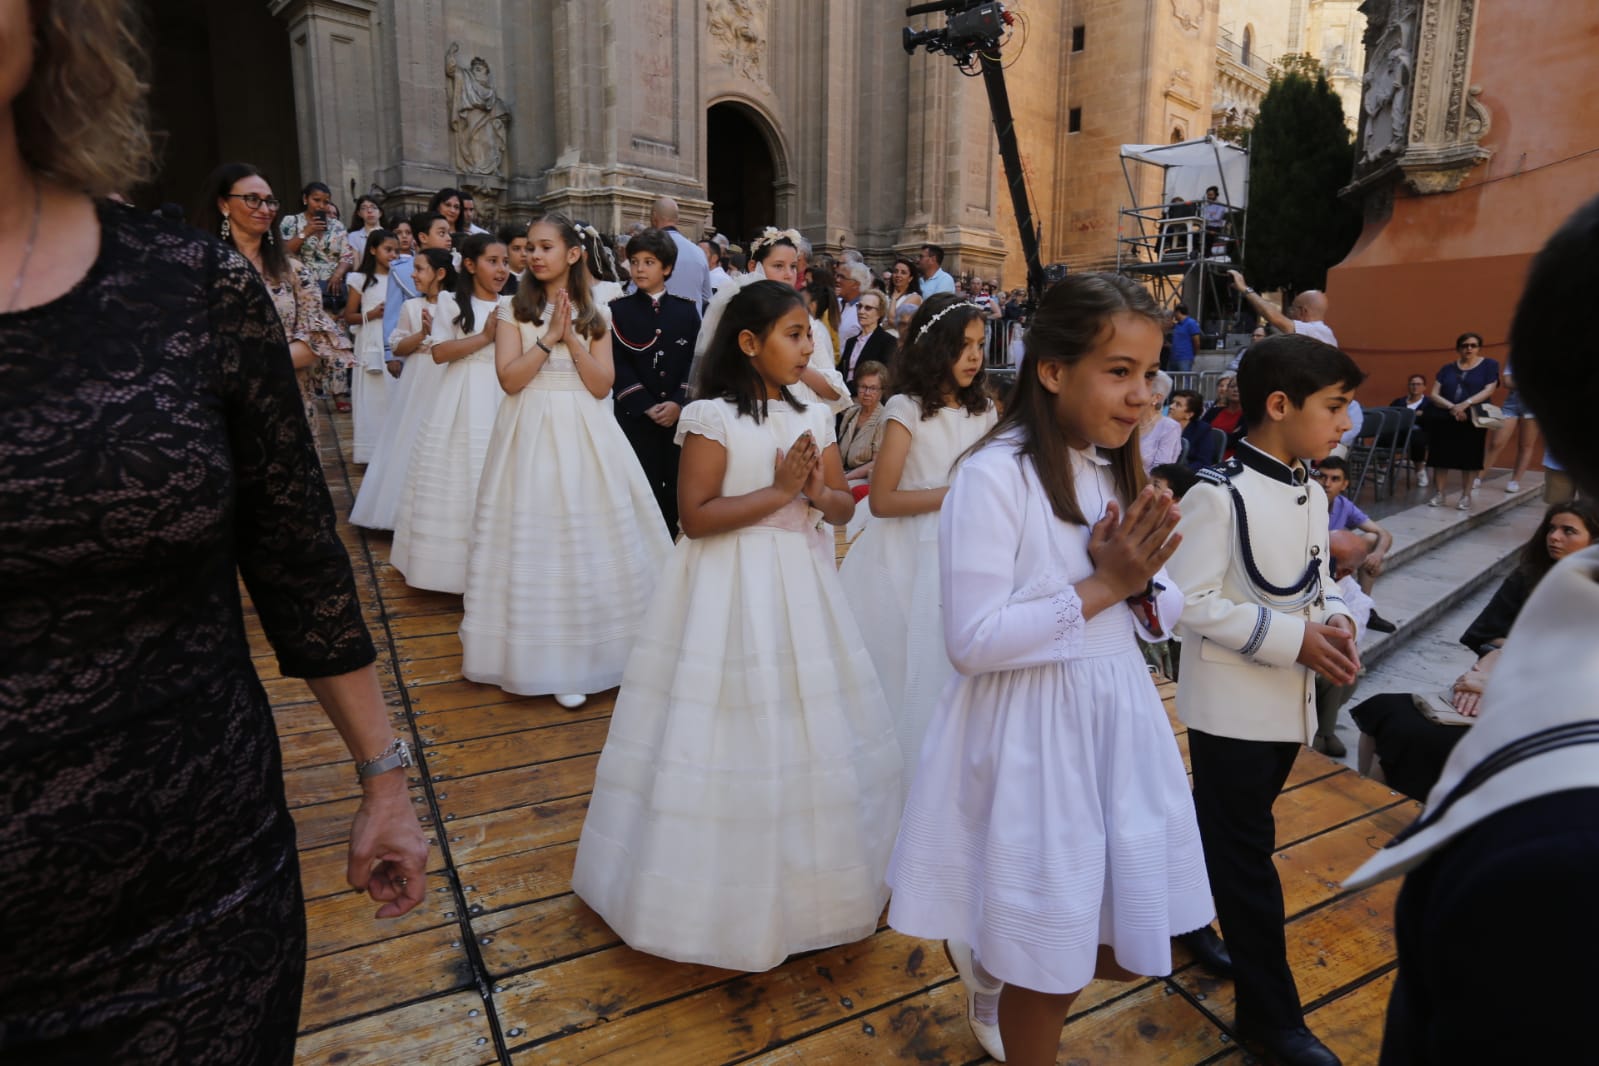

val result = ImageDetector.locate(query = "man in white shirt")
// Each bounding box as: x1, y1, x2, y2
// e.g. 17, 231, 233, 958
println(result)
649, 196, 713, 312
918, 243, 956, 297
837, 263, 870, 351
460, 194, 490, 236
700, 239, 731, 294
1228, 270, 1338, 348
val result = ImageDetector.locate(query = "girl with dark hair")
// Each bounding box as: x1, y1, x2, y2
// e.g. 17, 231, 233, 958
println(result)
571, 280, 901, 971
1351, 497, 1599, 802
887, 274, 1208, 1065
278, 179, 357, 408
206, 163, 351, 427
349, 248, 457, 530
839, 294, 998, 795
346, 194, 384, 260
390, 235, 511, 593
343, 229, 400, 463
459, 214, 671, 706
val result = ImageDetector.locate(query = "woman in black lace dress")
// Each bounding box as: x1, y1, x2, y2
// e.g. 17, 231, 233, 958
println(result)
0, 5, 428, 1063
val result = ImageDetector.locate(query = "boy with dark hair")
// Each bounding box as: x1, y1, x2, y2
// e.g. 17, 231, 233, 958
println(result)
1313, 456, 1397, 638
1168, 332, 1367, 1066
496, 222, 529, 296
610, 227, 697, 535
1149, 462, 1200, 499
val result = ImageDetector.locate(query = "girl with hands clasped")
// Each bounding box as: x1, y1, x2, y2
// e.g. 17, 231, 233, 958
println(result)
458, 216, 670, 707
886, 275, 1212, 1066
390, 234, 512, 593
840, 293, 998, 796
343, 229, 398, 464
571, 281, 902, 972
350, 247, 458, 531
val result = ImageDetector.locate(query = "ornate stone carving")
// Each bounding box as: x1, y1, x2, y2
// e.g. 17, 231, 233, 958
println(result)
707, 0, 768, 84
1346, 0, 1491, 199
445, 43, 512, 183
1169, 0, 1203, 33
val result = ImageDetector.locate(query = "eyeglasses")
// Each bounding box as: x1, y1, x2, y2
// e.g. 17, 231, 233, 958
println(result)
227, 193, 281, 211
857, 384, 882, 393
1458, 342, 1480, 349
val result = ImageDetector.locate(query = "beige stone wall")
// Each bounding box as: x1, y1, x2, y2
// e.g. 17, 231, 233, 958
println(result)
1215, 0, 1365, 131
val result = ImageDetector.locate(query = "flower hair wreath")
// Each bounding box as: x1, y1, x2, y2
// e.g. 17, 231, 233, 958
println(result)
749, 226, 803, 257
915, 300, 985, 342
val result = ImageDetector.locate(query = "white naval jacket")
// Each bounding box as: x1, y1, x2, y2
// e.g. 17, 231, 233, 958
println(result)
1167, 441, 1352, 744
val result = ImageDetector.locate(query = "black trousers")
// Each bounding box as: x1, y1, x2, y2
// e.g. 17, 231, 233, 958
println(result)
1189, 728, 1305, 1032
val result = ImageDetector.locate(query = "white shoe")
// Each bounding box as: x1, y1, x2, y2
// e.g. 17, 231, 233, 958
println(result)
1506, 480, 1521, 493
1457, 493, 1473, 511
1416, 469, 1429, 488
945, 940, 1006, 1062
1428, 493, 1444, 507
1473, 476, 1483, 489
554, 693, 587, 709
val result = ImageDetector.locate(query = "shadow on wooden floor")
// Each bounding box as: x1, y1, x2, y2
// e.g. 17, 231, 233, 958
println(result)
257, 409, 1415, 1066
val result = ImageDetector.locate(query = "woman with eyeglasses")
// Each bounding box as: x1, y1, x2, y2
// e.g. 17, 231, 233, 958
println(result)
203, 163, 351, 428
0, 7, 426, 1060
1424, 332, 1501, 510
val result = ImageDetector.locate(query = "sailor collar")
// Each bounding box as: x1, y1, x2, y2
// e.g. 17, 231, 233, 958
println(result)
1236, 439, 1308, 487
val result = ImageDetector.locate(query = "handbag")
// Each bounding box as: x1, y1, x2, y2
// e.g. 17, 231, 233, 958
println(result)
1469, 402, 1505, 430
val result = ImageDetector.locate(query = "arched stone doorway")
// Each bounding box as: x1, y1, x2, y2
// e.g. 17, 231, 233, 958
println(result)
706, 101, 784, 245
138, 0, 299, 214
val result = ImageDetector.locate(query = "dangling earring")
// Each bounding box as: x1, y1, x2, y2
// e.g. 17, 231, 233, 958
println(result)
220, 216, 231, 240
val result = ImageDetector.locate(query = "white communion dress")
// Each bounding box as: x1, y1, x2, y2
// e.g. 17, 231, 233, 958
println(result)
887, 431, 1213, 994
838, 393, 997, 796
458, 301, 671, 695
571, 396, 903, 972
348, 293, 456, 531
347, 272, 392, 465
389, 295, 508, 594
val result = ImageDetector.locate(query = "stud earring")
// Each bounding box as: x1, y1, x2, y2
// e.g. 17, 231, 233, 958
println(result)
220, 216, 231, 240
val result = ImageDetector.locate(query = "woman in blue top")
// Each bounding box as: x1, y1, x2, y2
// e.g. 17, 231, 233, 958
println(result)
1424, 332, 1500, 511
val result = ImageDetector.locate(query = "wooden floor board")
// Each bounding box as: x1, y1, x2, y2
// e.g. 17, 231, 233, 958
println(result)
282, 407, 1405, 1065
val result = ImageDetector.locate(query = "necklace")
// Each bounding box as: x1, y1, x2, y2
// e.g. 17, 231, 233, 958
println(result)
6, 179, 44, 313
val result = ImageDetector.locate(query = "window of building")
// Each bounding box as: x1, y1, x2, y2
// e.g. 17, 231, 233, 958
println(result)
1171, 126, 1185, 143
1241, 25, 1254, 67
1071, 25, 1085, 52
1068, 107, 1082, 133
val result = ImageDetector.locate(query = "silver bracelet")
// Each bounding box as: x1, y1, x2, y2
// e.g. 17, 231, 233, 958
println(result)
356, 737, 413, 781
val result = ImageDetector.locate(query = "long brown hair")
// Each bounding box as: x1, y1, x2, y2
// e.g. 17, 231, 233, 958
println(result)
511, 213, 607, 341
1520, 499, 1599, 584
966, 273, 1162, 526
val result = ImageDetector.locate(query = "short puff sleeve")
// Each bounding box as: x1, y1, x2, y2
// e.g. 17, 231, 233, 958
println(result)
675, 399, 731, 447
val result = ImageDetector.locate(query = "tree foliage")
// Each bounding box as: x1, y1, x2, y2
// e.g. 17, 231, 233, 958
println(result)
1244, 61, 1363, 296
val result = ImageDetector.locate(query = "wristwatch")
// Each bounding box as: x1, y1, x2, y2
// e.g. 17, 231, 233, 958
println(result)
356, 737, 414, 781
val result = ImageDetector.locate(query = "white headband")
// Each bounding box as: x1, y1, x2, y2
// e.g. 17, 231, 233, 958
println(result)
915, 301, 985, 342
750, 226, 803, 256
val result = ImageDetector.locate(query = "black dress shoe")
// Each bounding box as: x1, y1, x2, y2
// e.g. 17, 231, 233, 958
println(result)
1237, 1024, 1342, 1066
1175, 925, 1233, 979
1367, 610, 1397, 634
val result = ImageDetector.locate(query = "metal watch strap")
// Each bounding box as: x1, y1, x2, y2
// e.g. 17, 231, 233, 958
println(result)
356, 737, 413, 780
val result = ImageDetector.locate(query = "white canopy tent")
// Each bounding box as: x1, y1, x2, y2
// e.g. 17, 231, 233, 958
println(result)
1120, 135, 1250, 209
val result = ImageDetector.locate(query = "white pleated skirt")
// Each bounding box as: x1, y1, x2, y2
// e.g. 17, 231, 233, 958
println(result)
887, 610, 1213, 994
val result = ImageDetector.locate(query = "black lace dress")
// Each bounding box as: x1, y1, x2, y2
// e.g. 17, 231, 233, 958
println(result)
0, 202, 375, 1063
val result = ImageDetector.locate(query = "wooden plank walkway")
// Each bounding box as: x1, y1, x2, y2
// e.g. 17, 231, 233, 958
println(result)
256, 408, 1418, 1066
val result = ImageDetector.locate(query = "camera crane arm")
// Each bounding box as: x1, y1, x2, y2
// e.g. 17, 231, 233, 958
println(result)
904, 1, 1046, 303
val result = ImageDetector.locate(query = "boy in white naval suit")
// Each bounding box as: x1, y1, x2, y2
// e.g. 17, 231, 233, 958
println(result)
1168, 333, 1366, 1066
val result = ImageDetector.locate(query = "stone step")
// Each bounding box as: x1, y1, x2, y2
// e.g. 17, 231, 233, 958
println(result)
1375, 471, 1546, 572
1357, 489, 1545, 669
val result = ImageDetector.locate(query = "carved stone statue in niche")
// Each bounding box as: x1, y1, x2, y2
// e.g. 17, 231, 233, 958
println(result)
707, 0, 768, 83
446, 43, 512, 182
1357, 0, 1417, 170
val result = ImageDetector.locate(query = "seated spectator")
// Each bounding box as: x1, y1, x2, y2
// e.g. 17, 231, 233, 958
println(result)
1349, 499, 1599, 799
1330, 397, 1364, 458
1227, 324, 1268, 371
1139, 371, 1183, 473
1312, 529, 1380, 756
839, 361, 890, 495
1200, 372, 1244, 456
1314, 457, 1398, 632
1149, 462, 1199, 499
1390, 372, 1432, 484
1167, 388, 1216, 469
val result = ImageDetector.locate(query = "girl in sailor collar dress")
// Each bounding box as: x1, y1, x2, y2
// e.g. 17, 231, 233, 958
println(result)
886, 275, 1211, 1066
572, 280, 902, 972
458, 216, 670, 707
838, 294, 997, 796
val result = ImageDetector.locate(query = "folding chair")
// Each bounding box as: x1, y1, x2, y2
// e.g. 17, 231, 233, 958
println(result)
1348, 407, 1390, 501
1376, 407, 1417, 496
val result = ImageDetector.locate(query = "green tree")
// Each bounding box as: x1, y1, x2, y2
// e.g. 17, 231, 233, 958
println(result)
1243, 57, 1362, 297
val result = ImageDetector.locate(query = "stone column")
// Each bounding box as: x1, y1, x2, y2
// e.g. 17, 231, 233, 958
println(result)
268, 0, 388, 204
